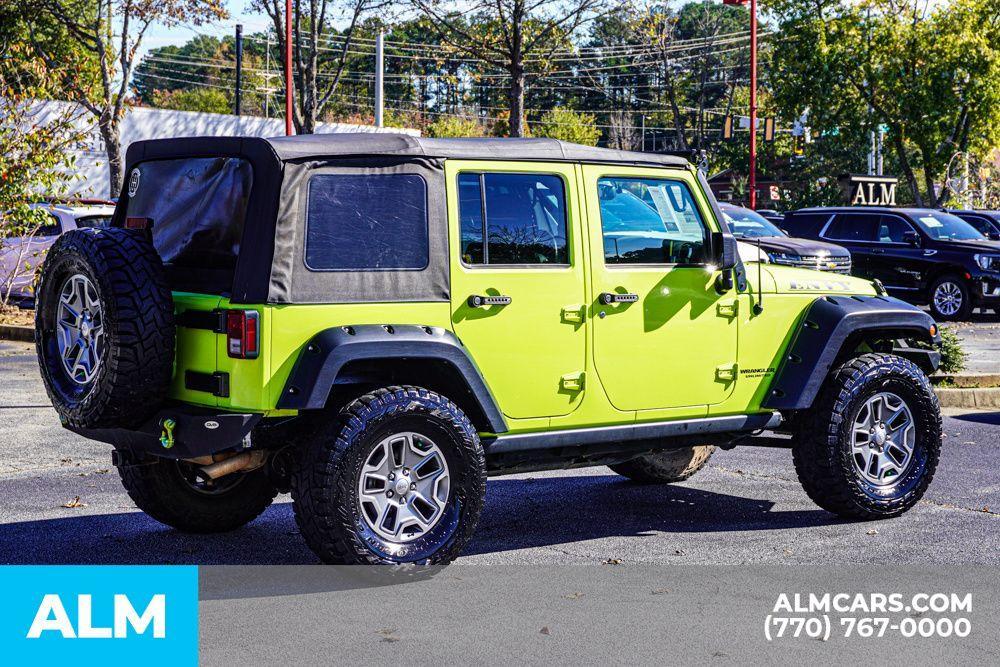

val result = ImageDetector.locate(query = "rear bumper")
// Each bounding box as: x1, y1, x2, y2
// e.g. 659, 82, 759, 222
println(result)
66, 404, 261, 460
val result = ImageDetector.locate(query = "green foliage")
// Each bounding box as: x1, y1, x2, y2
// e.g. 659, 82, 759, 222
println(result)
532, 108, 600, 146
935, 328, 969, 375
425, 116, 485, 138
151, 87, 232, 114
0, 46, 85, 305
763, 0, 1000, 207
909, 326, 968, 374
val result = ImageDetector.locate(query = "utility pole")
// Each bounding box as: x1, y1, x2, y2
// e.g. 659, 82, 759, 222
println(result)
641, 115, 646, 151
375, 29, 384, 127
748, 0, 758, 209
724, 0, 758, 208
284, 0, 293, 136
264, 32, 272, 118
234, 24, 243, 117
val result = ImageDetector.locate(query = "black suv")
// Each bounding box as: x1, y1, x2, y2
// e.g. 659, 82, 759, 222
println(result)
784, 207, 1000, 320
720, 203, 851, 273
950, 210, 1000, 240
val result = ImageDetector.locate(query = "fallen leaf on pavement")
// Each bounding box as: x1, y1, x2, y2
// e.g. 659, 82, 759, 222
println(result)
602, 558, 622, 565
651, 588, 670, 595
540, 626, 550, 635
62, 496, 87, 508
376, 628, 399, 643
866, 529, 878, 536
563, 592, 584, 600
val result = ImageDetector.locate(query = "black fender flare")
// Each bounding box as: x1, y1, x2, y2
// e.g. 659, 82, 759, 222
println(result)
276, 325, 507, 433
763, 295, 940, 411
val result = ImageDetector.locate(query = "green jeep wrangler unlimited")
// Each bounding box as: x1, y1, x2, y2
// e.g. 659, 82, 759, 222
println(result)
35, 134, 943, 565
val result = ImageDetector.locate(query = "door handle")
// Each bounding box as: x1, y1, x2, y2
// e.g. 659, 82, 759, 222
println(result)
468, 294, 512, 308
599, 292, 639, 305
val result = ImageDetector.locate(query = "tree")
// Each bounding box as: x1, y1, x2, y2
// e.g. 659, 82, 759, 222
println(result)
253, 0, 388, 133
0, 45, 86, 308
151, 87, 232, 114
27, 0, 226, 195
532, 107, 600, 145
413, 0, 615, 137
425, 115, 485, 137
766, 0, 1000, 206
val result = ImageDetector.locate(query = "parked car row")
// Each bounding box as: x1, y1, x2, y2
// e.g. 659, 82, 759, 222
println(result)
722, 202, 1000, 320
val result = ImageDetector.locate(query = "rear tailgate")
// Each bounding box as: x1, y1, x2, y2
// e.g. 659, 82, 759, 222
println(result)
171, 293, 223, 408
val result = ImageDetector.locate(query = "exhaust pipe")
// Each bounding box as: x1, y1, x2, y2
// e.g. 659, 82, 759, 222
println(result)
198, 450, 267, 479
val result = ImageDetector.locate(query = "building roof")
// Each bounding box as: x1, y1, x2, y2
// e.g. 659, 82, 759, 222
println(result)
127, 133, 690, 168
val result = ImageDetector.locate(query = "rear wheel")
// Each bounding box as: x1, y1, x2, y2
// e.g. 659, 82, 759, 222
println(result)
291, 386, 486, 565
609, 445, 715, 483
928, 275, 970, 321
792, 353, 941, 519
116, 454, 278, 533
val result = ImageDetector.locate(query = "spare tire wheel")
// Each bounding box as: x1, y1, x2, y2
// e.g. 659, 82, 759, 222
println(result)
35, 228, 175, 429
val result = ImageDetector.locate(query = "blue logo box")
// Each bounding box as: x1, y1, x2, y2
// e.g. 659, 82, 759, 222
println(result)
0, 566, 198, 666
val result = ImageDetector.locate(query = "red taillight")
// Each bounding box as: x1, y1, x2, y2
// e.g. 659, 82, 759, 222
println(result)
226, 310, 259, 359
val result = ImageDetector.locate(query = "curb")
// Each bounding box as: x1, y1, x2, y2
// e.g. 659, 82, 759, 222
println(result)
931, 373, 1000, 389
0, 324, 34, 342
934, 387, 1000, 409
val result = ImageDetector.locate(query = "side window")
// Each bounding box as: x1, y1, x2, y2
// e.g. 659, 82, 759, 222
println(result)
75, 215, 112, 229
36, 214, 61, 237
961, 214, 993, 236
876, 215, 915, 243
458, 172, 568, 265
305, 173, 429, 271
597, 177, 708, 265
823, 214, 879, 242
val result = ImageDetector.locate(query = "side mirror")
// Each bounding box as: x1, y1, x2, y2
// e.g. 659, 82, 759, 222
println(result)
903, 230, 921, 247
989, 230, 1000, 241
712, 231, 739, 294
712, 231, 739, 271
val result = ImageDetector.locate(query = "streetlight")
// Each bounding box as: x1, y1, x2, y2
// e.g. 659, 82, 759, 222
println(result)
723, 0, 757, 209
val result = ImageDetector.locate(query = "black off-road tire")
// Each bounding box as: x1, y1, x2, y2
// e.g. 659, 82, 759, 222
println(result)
35, 228, 174, 429
609, 446, 716, 483
291, 386, 486, 565
116, 453, 278, 533
928, 275, 971, 321
792, 353, 941, 519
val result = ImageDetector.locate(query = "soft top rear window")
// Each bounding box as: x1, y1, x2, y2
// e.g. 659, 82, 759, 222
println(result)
125, 157, 251, 291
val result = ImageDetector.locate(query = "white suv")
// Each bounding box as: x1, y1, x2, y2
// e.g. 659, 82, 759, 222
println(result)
1, 201, 115, 305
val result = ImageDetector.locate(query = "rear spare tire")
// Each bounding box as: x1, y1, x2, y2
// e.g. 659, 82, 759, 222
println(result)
35, 228, 174, 429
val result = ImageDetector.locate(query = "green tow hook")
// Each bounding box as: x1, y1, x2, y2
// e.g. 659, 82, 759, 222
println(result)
159, 418, 177, 450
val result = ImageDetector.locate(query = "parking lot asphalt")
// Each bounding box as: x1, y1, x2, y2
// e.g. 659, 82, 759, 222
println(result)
0, 338, 996, 566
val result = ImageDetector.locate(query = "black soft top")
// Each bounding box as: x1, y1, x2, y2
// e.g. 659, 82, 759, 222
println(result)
120, 134, 695, 305
126, 133, 690, 168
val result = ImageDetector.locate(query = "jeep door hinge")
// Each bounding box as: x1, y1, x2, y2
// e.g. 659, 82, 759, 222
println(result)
715, 364, 738, 382
716, 301, 739, 318
560, 372, 585, 392
561, 304, 586, 324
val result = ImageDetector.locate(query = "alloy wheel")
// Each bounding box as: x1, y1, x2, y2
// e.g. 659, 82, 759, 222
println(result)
851, 392, 915, 486
56, 273, 104, 385
357, 431, 450, 543
933, 281, 964, 317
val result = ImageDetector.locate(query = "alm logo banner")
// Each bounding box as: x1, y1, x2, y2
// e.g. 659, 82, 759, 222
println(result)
0, 566, 197, 666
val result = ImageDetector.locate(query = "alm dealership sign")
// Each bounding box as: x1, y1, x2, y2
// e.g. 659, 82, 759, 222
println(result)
838, 174, 898, 206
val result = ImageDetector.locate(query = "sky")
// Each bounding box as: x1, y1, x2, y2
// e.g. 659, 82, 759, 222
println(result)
141, 1, 269, 56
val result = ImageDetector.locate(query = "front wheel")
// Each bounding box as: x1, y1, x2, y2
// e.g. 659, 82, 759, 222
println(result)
609, 446, 715, 483
291, 386, 486, 565
929, 275, 971, 321
792, 353, 941, 519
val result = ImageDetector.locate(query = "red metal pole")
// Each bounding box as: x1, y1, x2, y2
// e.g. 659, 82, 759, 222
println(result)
284, 0, 293, 136
748, 0, 757, 209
